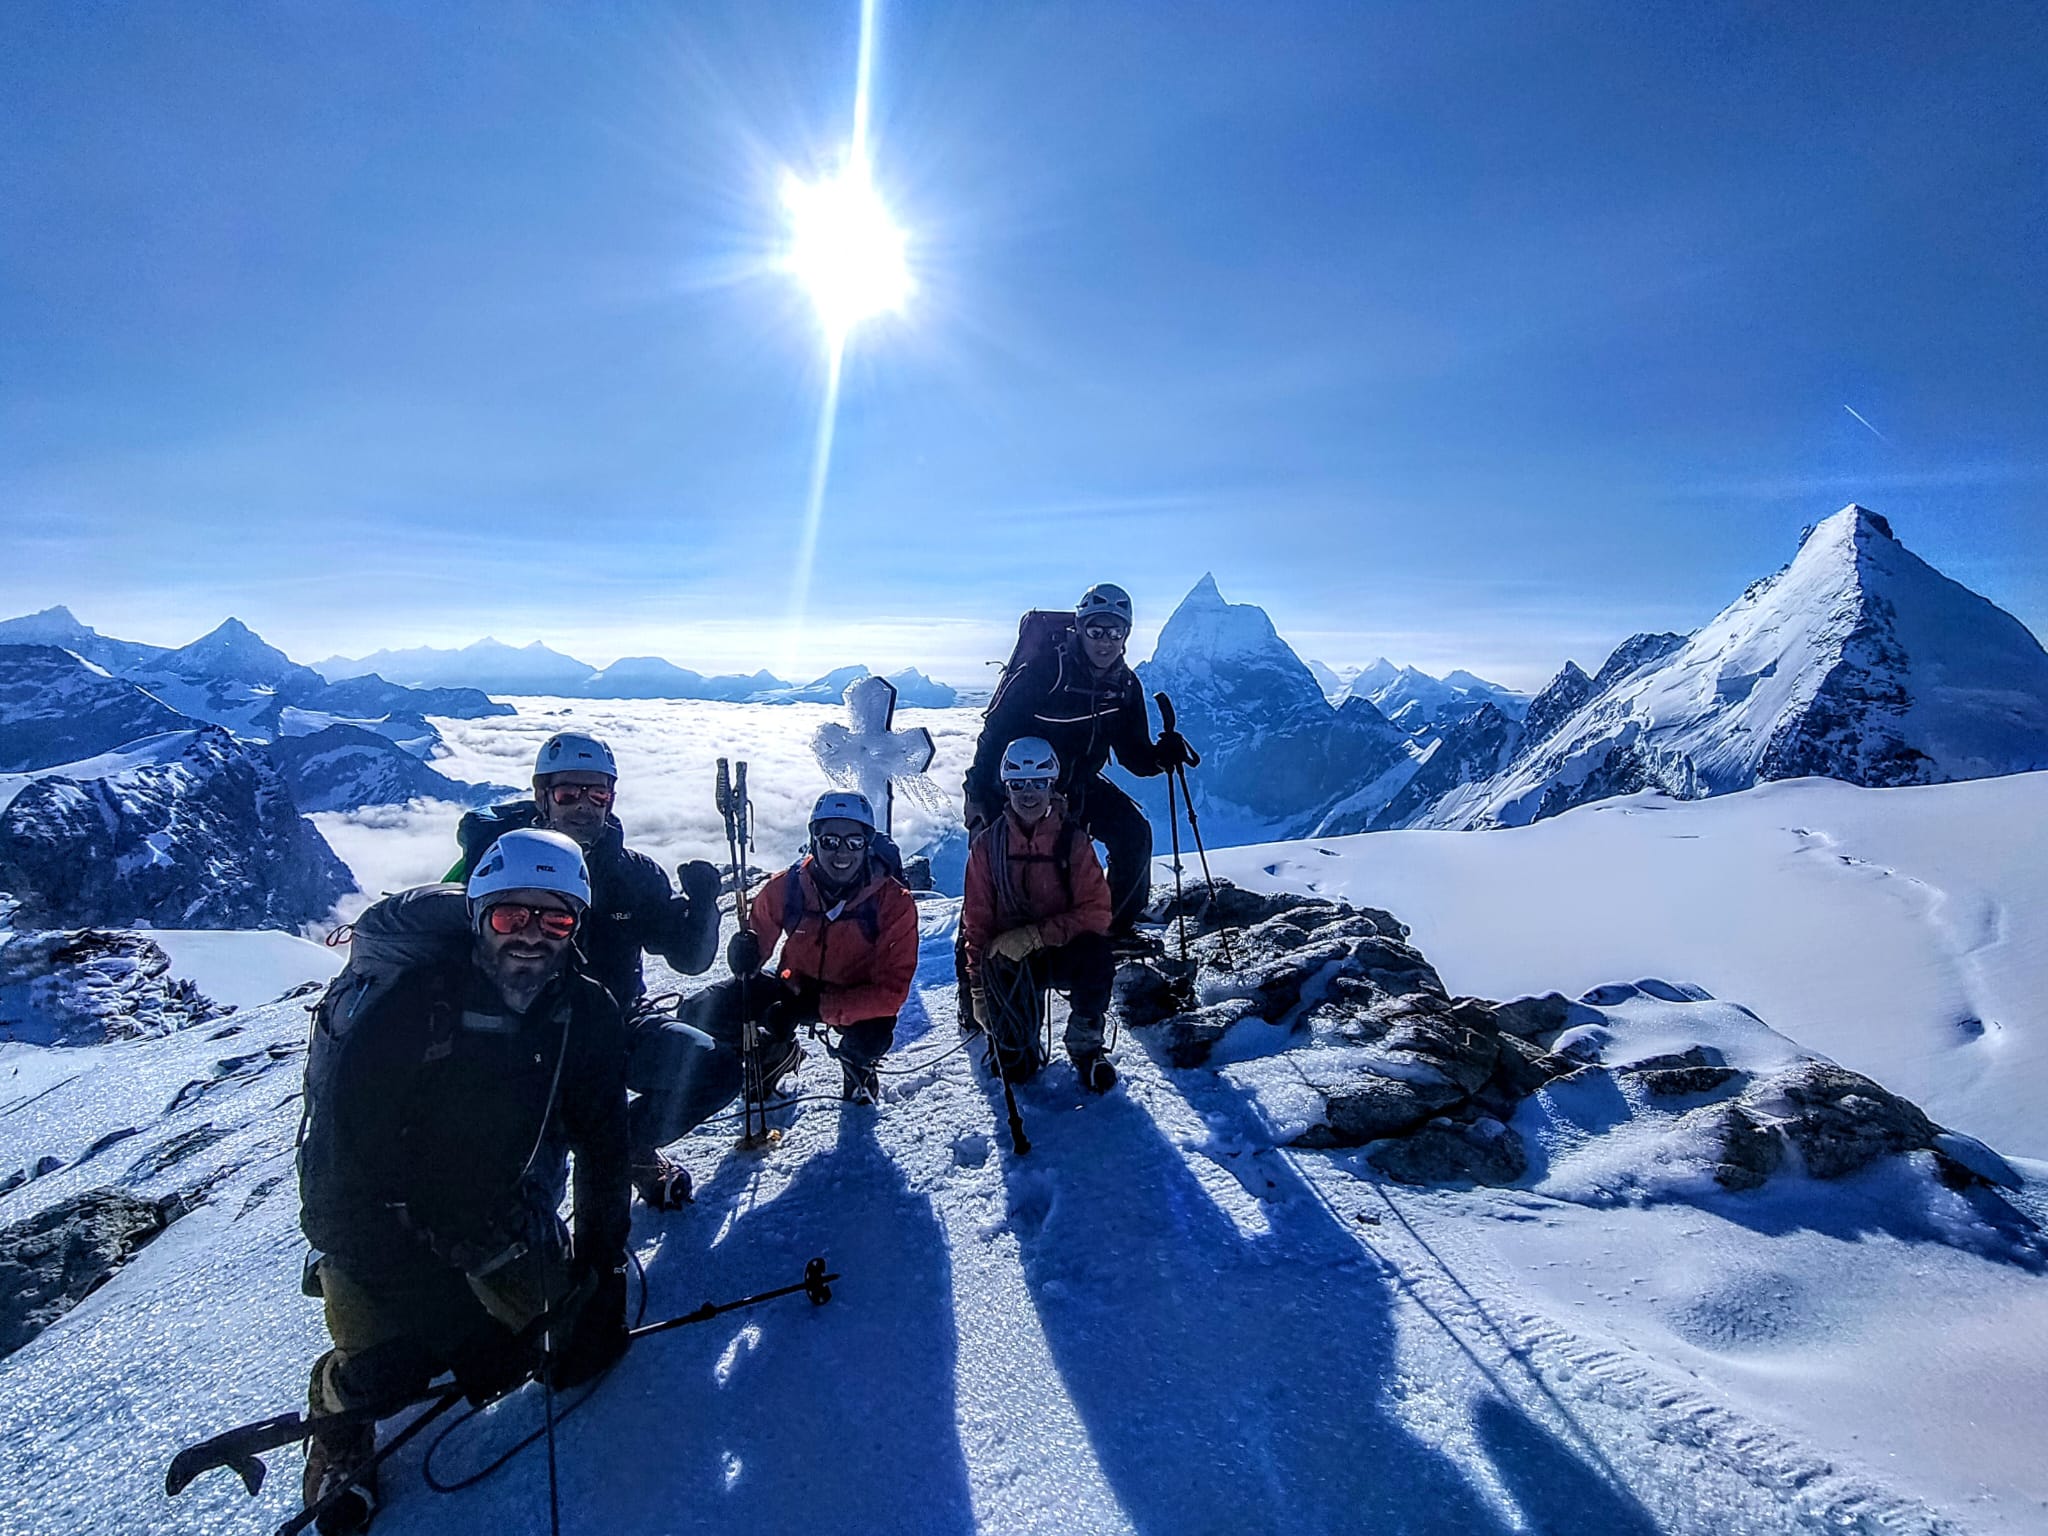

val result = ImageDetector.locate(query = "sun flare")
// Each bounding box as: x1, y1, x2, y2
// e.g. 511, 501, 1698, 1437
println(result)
780, 155, 911, 343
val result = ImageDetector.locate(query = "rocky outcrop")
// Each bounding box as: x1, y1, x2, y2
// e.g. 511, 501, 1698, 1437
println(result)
1122, 879, 2028, 1207
0, 727, 355, 931
0, 928, 230, 1043
0, 1189, 187, 1360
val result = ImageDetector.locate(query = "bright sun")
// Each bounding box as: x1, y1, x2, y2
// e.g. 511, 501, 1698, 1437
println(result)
780, 154, 911, 343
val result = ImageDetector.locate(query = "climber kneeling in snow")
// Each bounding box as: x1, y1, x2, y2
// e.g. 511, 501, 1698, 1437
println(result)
692, 790, 919, 1108
295, 829, 630, 1535
446, 731, 722, 1210
962, 737, 1119, 1092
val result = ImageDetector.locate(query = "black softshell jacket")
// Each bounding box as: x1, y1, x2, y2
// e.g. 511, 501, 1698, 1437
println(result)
298, 963, 630, 1277
965, 641, 1164, 818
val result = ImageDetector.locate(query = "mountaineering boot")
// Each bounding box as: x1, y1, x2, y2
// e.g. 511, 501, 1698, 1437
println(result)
1072, 1051, 1118, 1094
840, 1059, 880, 1105
632, 1150, 693, 1210
758, 1034, 804, 1096
304, 1356, 378, 1534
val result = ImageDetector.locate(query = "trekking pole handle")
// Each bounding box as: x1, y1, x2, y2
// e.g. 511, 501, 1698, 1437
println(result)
715, 758, 732, 817
1154, 691, 1176, 732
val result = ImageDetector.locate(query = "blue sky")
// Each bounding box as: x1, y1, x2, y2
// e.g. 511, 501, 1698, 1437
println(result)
3, 2, 2044, 689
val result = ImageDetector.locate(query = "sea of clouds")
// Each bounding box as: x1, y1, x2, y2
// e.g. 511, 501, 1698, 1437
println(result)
313, 698, 983, 919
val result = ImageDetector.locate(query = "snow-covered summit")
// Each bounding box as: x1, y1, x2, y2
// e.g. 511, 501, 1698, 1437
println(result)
1425, 506, 2048, 828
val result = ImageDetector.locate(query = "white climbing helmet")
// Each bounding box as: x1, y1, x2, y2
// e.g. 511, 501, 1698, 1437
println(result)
1075, 583, 1133, 630
534, 731, 617, 780
810, 790, 877, 831
1000, 737, 1060, 783
467, 828, 592, 916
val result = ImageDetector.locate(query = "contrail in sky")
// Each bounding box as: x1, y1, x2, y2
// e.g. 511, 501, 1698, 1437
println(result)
1843, 405, 1890, 444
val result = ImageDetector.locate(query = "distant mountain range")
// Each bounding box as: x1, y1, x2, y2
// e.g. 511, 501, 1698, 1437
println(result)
1115, 505, 2048, 845
314, 640, 959, 708
1307, 658, 1529, 731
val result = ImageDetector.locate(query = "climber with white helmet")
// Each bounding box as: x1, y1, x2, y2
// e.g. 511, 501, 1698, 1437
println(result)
443, 730, 726, 1210
964, 584, 1195, 945
681, 789, 919, 1110
296, 827, 631, 1533
961, 738, 1120, 1092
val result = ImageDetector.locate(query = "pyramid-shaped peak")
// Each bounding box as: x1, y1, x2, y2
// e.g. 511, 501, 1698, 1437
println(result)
1181, 572, 1226, 608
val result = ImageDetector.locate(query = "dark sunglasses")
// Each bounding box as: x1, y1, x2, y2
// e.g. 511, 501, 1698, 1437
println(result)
484, 903, 579, 939
1006, 777, 1054, 793
546, 782, 614, 807
815, 832, 869, 852
1080, 621, 1128, 642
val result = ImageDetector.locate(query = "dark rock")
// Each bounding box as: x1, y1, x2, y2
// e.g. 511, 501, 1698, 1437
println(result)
1491, 992, 1594, 1040
1111, 961, 1188, 1031
901, 855, 935, 893
264, 724, 510, 813
1350, 936, 1447, 999
1294, 1069, 1469, 1148
0, 1188, 179, 1359
1157, 998, 1263, 1068
33, 1154, 65, 1178
1378, 1008, 1501, 1094
1153, 878, 1323, 933
1478, 1033, 1579, 1111
0, 1168, 24, 1196
1771, 1061, 1939, 1178
1700, 1104, 1784, 1191
1368, 1116, 1527, 1186
1620, 1045, 1744, 1098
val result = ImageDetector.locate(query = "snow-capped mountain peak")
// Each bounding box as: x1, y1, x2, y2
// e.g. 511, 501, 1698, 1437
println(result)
1149, 572, 1298, 672
1419, 505, 2048, 828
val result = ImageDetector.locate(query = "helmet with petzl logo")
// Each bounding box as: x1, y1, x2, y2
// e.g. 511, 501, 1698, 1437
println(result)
467, 828, 592, 923
1000, 737, 1060, 783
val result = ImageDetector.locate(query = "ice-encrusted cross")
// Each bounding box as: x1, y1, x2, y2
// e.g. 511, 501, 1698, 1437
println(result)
810, 674, 936, 835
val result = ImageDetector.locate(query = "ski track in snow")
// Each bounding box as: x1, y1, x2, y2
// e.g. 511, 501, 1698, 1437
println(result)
2, 901, 2027, 1535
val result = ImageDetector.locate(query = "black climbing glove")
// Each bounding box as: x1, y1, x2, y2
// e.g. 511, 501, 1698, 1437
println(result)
450, 1319, 537, 1407
1155, 729, 1199, 770
727, 929, 764, 977
550, 1265, 629, 1390
679, 859, 723, 909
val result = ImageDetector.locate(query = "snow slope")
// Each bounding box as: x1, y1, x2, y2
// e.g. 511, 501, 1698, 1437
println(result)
1221, 772, 2048, 1161
1, 896, 2042, 1535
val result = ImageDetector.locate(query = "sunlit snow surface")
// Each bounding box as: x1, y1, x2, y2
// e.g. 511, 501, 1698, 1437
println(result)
3, 698, 2046, 1535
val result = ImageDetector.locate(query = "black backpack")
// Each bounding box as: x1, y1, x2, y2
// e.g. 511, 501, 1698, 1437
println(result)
985, 610, 1074, 718
301, 884, 471, 1138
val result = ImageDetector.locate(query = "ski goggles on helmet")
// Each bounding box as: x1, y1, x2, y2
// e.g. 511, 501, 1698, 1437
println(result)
545, 781, 614, 807
483, 903, 579, 939
1080, 621, 1129, 642
815, 832, 869, 852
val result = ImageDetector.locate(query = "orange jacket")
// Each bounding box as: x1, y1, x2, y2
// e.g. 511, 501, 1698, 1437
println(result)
960, 804, 1112, 983
750, 858, 919, 1028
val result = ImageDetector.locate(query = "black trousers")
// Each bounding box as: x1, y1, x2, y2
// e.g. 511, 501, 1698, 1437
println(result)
984, 930, 1116, 1064
1068, 774, 1153, 935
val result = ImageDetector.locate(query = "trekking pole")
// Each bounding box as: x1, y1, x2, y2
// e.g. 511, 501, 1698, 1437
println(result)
717, 759, 766, 1149
1160, 739, 1191, 966
630, 1256, 839, 1339
1153, 692, 1238, 972
982, 962, 1032, 1156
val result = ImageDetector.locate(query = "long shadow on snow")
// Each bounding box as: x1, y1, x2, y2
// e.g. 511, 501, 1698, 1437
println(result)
551, 1100, 976, 1536
981, 1054, 1662, 1536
